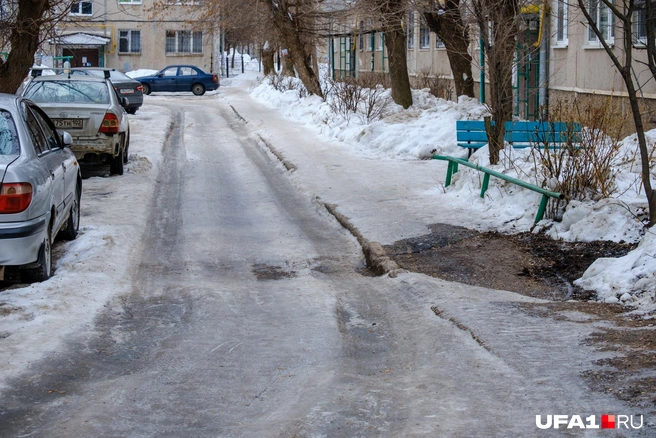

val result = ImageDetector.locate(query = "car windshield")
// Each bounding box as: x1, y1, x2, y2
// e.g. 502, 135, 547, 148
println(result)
24, 81, 110, 104
0, 110, 19, 156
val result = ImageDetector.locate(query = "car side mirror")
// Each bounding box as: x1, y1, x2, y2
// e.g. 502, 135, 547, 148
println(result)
157, 73, 163, 78
59, 131, 73, 147
121, 97, 130, 107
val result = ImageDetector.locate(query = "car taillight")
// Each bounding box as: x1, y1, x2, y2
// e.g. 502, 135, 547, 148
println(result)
136, 85, 143, 92
213, 74, 218, 83
99, 112, 120, 134
0, 183, 32, 213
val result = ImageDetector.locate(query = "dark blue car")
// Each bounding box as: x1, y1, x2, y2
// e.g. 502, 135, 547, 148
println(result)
138, 65, 219, 96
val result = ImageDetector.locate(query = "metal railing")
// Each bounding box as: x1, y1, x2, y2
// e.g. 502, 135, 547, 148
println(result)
433, 155, 564, 223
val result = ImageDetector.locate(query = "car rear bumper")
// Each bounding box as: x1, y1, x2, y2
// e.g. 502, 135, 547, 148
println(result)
0, 216, 47, 265
120, 94, 143, 108
71, 135, 120, 159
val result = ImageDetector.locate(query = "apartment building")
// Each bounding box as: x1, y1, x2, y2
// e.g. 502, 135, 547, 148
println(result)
46, 0, 218, 73
330, 1, 656, 122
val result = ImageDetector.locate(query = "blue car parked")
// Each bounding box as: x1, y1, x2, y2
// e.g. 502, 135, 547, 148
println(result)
137, 65, 219, 96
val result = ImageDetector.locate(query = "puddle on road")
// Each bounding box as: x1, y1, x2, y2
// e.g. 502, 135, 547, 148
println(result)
251, 264, 296, 281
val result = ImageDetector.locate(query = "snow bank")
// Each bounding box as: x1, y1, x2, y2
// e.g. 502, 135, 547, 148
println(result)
248, 72, 655, 312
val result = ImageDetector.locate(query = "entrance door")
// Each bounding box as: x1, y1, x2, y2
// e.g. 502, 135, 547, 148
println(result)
62, 48, 100, 67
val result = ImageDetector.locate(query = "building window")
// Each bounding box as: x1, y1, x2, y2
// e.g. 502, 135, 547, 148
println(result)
166, 30, 203, 54
119, 30, 141, 53
407, 12, 415, 49
633, 3, 648, 45
419, 17, 430, 49
70, 1, 92, 15
556, 0, 568, 45
435, 33, 445, 49
377, 32, 384, 51
587, 0, 614, 44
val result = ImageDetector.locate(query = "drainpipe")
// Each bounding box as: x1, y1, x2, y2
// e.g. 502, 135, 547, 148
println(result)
480, 38, 485, 104
538, 0, 549, 119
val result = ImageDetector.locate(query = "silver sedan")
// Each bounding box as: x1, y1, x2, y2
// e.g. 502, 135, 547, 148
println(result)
0, 94, 81, 282
22, 75, 130, 175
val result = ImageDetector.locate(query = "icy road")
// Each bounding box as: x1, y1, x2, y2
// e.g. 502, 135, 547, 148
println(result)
0, 84, 650, 437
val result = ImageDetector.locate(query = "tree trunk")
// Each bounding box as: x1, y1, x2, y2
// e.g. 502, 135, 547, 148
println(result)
384, 29, 413, 109
265, 1, 322, 97
262, 46, 275, 76
379, 0, 413, 108
282, 54, 296, 77
624, 70, 656, 226
475, 0, 519, 165
231, 46, 236, 69
0, 0, 50, 94
423, 0, 475, 98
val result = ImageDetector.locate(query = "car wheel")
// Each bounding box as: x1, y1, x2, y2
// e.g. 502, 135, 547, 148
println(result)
142, 83, 151, 95
59, 184, 80, 241
123, 131, 130, 164
192, 83, 206, 96
127, 108, 137, 115
23, 224, 53, 283
110, 150, 124, 176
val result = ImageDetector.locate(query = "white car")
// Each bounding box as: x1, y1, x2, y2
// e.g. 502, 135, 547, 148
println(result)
22, 75, 130, 175
0, 94, 81, 282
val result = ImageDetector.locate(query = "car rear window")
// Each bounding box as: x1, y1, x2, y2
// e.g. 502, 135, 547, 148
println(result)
24, 80, 110, 104
0, 110, 19, 156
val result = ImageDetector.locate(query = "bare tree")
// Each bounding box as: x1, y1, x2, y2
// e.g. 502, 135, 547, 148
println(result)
355, 0, 413, 107
471, 0, 521, 165
0, 0, 72, 93
260, 0, 323, 96
576, 0, 655, 226
421, 0, 475, 98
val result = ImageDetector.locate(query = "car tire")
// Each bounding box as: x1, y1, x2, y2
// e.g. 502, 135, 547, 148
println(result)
110, 149, 124, 176
59, 184, 80, 241
192, 83, 206, 96
23, 224, 53, 283
127, 108, 137, 115
142, 83, 151, 95
123, 131, 130, 164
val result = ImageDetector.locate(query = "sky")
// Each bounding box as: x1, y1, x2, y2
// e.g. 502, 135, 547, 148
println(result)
0, 60, 653, 390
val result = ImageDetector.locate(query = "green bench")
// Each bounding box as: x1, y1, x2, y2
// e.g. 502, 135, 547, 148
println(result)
456, 120, 581, 156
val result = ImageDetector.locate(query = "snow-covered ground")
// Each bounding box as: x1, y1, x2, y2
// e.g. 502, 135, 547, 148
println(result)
1, 62, 654, 390
240, 71, 655, 313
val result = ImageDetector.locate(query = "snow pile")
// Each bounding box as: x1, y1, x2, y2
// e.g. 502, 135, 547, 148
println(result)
126, 69, 159, 78
575, 227, 656, 308
248, 74, 655, 312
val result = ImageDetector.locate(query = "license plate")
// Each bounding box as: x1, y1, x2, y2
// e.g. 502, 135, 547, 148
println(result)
120, 89, 135, 94
53, 118, 83, 129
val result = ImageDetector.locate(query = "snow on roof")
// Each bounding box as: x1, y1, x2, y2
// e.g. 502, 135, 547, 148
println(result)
54, 33, 111, 46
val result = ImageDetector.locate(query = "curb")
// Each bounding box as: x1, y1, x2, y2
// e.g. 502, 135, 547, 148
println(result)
322, 202, 404, 278
231, 105, 401, 278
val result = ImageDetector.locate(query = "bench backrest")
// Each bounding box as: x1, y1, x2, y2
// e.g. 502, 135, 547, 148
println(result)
456, 120, 488, 143
506, 121, 581, 146
456, 120, 581, 147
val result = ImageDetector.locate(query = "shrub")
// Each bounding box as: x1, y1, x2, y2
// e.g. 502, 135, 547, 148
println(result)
417, 68, 453, 101
324, 75, 392, 125
267, 74, 308, 98
532, 98, 626, 220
